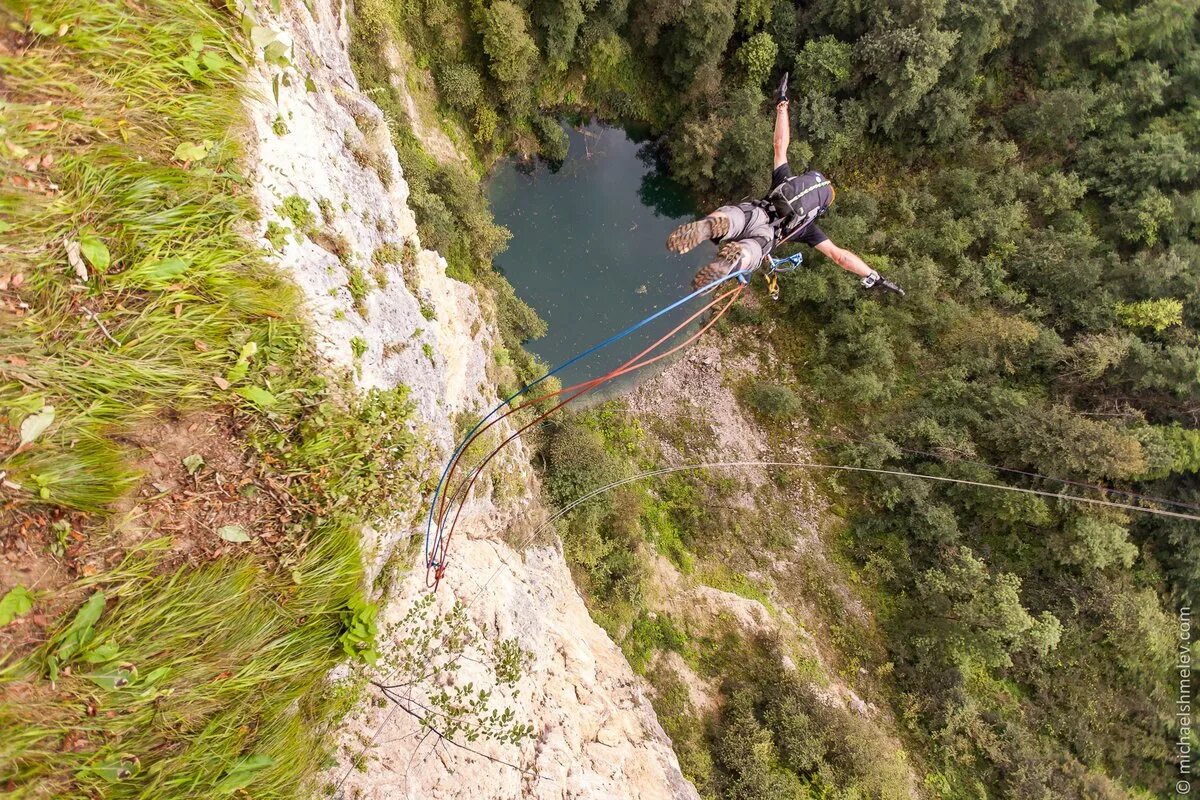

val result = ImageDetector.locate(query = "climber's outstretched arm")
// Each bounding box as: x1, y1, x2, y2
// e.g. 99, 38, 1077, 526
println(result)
773, 101, 789, 169
815, 239, 872, 278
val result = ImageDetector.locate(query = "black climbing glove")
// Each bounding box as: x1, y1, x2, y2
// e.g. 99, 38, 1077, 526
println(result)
862, 270, 905, 296
773, 72, 789, 107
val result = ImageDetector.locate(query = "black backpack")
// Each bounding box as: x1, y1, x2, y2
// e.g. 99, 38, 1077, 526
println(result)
766, 170, 834, 234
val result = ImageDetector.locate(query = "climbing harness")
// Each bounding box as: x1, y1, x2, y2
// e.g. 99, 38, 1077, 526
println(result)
424, 267, 753, 589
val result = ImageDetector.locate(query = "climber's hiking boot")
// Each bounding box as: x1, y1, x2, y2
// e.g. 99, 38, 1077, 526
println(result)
691, 242, 744, 292
773, 71, 789, 107
667, 215, 730, 255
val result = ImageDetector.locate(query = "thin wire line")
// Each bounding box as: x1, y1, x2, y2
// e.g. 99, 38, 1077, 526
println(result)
532, 461, 1200, 536
829, 431, 1200, 513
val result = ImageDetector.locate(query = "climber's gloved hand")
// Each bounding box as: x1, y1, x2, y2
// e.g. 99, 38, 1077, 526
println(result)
862, 270, 905, 296
773, 72, 789, 108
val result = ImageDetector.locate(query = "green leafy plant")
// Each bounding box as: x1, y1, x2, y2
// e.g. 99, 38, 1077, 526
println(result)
339, 594, 380, 665
0, 585, 34, 626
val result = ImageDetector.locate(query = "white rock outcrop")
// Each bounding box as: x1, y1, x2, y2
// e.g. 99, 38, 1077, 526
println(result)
241, 1, 699, 798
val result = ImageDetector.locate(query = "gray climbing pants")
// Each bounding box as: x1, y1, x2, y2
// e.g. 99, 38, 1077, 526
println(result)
712, 203, 773, 271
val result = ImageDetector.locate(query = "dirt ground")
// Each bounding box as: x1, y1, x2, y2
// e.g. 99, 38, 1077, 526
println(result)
0, 409, 293, 661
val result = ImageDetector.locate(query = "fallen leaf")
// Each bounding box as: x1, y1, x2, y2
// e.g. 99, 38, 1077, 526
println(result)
11, 272, 24, 288
65, 239, 87, 281
19, 405, 55, 447
212, 375, 231, 390
217, 525, 250, 543
194, 339, 209, 352
181, 454, 204, 475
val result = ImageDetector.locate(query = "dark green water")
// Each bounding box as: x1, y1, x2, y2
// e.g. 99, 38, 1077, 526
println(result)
488, 123, 714, 390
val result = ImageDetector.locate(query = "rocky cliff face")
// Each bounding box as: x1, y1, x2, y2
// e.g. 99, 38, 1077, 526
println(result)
241, 1, 698, 797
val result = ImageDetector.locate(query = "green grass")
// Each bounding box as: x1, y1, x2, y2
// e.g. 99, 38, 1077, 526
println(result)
0, 0, 419, 795
1, 532, 364, 798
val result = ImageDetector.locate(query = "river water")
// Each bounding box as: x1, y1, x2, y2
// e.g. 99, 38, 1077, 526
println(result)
488, 123, 715, 390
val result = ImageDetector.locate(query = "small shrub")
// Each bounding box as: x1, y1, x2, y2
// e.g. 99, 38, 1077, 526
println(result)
313, 227, 353, 264
739, 380, 803, 421
345, 131, 394, 187
338, 593, 379, 665
317, 197, 335, 222
279, 194, 316, 236
264, 220, 289, 250
438, 62, 483, 111
348, 265, 370, 315
373, 242, 402, 265
272, 114, 289, 136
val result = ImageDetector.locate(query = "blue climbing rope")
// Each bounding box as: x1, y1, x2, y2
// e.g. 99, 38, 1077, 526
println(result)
424, 267, 752, 571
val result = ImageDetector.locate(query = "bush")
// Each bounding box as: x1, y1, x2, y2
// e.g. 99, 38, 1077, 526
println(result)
438, 62, 483, 111
739, 380, 803, 421
541, 420, 625, 510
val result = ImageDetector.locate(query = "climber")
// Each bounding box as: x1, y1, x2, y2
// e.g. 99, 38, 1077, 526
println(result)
667, 74, 904, 296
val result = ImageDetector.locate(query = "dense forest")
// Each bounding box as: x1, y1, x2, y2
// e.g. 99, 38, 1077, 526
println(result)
350, 0, 1199, 796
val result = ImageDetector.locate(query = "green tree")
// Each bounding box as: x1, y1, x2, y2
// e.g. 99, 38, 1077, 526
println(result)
1003, 403, 1147, 481
856, 24, 959, 131
794, 35, 853, 95
916, 548, 1063, 668
479, 1, 540, 102
535, 0, 585, 69
1052, 514, 1138, 570
660, 0, 737, 90
1115, 297, 1184, 333
736, 0, 772, 33
735, 31, 777, 86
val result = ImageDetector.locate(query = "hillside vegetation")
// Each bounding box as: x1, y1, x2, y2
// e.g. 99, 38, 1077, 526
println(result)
381, 0, 1200, 796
